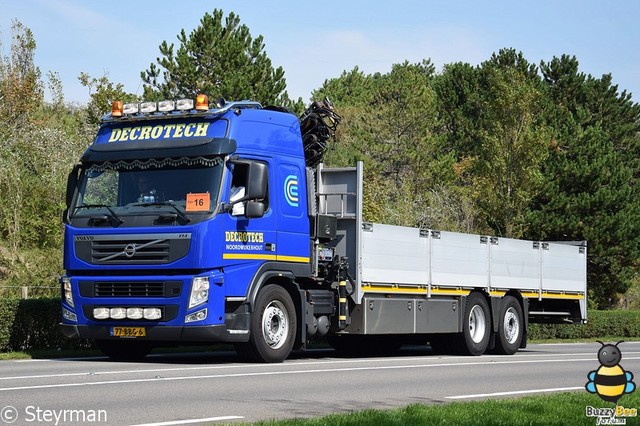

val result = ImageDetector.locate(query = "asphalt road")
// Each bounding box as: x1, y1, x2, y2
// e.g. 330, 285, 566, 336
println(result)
0, 342, 639, 426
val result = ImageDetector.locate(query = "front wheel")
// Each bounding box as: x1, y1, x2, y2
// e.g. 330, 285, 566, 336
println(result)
236, 284, 297, 363
493, 296, 523, 355
456, 292, 491, 356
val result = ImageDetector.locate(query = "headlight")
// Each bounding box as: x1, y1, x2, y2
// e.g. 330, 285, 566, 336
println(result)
189, 276, 210, 309
61, 276, 74, 308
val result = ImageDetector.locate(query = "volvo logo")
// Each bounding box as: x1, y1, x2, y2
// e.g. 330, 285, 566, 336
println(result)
123, 243, 137, 258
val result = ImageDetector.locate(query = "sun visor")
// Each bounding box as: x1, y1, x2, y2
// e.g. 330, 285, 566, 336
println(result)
82, 118, 236, 162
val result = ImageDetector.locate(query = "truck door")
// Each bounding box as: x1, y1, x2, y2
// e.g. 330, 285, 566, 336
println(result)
222, 159, 277, 297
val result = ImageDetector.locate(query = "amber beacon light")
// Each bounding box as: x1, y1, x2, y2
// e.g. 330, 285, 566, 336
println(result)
111, 101, 124, 117
195, 94, 209, 111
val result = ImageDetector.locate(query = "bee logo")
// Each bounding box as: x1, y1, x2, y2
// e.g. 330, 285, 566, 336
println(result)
586, 341, 635, 404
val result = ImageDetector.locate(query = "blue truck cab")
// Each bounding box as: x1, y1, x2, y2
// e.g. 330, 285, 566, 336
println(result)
61, 96, 338, 362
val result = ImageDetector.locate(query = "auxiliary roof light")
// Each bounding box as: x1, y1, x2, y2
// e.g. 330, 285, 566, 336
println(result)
139, 102, 157, 114
195, 94, 209, 111
123, 102, 139, 115
158, 100, 175, 112
109, 95, 212, 118
111, 101, 124, 117
176, 98, 194, 110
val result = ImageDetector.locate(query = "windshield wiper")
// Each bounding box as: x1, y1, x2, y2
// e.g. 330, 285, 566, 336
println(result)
133, 201, 191, 223
74, 204, 124, 224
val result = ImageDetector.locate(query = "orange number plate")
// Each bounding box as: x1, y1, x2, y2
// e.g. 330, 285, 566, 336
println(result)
110, 326, 146, 338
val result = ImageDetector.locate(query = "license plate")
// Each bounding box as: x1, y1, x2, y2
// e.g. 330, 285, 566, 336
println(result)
110, 326, 146, 338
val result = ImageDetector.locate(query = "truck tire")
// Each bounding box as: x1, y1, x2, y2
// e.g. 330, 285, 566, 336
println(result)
456, 292, 491, 356
236, 284, 296, 363
493, 296, 523, 355
96, 339, 152, 361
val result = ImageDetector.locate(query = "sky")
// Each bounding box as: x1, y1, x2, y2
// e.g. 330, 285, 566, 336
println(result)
1, 0, 638, 105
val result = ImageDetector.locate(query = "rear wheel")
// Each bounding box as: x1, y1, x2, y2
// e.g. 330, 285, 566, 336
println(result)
235, 284, 296, 363
493, 296, 523, 355
96, 340, 152, 361
456, 292, 491, 355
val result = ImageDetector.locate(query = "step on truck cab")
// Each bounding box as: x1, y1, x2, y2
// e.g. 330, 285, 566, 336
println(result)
61, 95, 587, 362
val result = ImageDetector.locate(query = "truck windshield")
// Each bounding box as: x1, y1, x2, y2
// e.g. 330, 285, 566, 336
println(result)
71, 157, 224, 225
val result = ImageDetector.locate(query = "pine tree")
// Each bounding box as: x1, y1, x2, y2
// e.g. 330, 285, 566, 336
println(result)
527, 55, 640, 308
140, 9, 297, 108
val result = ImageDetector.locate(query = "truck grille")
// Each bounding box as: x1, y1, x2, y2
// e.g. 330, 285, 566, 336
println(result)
79, 280, 182, 298
91, 239, 170, 263
95, 281, 166, 297
74, 233, 191, 265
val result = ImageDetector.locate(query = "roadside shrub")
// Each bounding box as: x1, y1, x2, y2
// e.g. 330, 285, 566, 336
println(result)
0, 297, 92, 352
528, 310, 640, 340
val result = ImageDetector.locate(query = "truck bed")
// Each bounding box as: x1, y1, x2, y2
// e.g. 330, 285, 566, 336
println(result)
360, 222, 586, 300
315, 162, 587, 324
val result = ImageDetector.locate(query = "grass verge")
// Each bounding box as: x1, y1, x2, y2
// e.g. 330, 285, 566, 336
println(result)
241, 392, 640, 426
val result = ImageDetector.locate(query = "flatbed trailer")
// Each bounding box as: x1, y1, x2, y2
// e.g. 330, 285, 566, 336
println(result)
315, 163, 586, 355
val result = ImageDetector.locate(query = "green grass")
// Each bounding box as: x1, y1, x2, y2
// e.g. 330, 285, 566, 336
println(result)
0, 348, 102, 360
238, 392, 640, 426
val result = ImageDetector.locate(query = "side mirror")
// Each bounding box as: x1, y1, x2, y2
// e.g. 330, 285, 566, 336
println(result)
245, 201, 265, 219
246, 162, 267, 200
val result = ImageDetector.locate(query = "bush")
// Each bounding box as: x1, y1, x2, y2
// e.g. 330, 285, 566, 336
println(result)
528, 310, 640, 340
0, 297, 92, 352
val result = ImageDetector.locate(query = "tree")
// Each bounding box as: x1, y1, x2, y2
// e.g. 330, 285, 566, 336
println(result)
0, 20, 90, 295
470, 51, 550, 237
0, 19, 44, 253
141, 9, 299, 109
315, 60, 456, 227
433, 49, 550, 237
79, 72, 139, 126
527, 55, 640, 308
0, 20, 43, 134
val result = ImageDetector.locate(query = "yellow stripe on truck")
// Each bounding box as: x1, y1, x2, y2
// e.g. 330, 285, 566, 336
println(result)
222, 253, 309, 263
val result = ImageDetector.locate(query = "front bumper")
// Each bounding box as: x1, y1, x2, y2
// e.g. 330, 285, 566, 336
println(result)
60, 322, 249, 343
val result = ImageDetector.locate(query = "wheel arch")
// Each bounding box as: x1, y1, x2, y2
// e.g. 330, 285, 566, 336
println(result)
245, 264, 307, 349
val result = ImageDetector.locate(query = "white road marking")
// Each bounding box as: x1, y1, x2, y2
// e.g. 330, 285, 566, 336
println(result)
0, 356, 638, 392
14, 356, 106, 362
128, 415, 244, 426
447, 386, 584, 399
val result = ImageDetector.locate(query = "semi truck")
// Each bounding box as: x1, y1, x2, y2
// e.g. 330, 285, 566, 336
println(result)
60, 94, 587, 362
